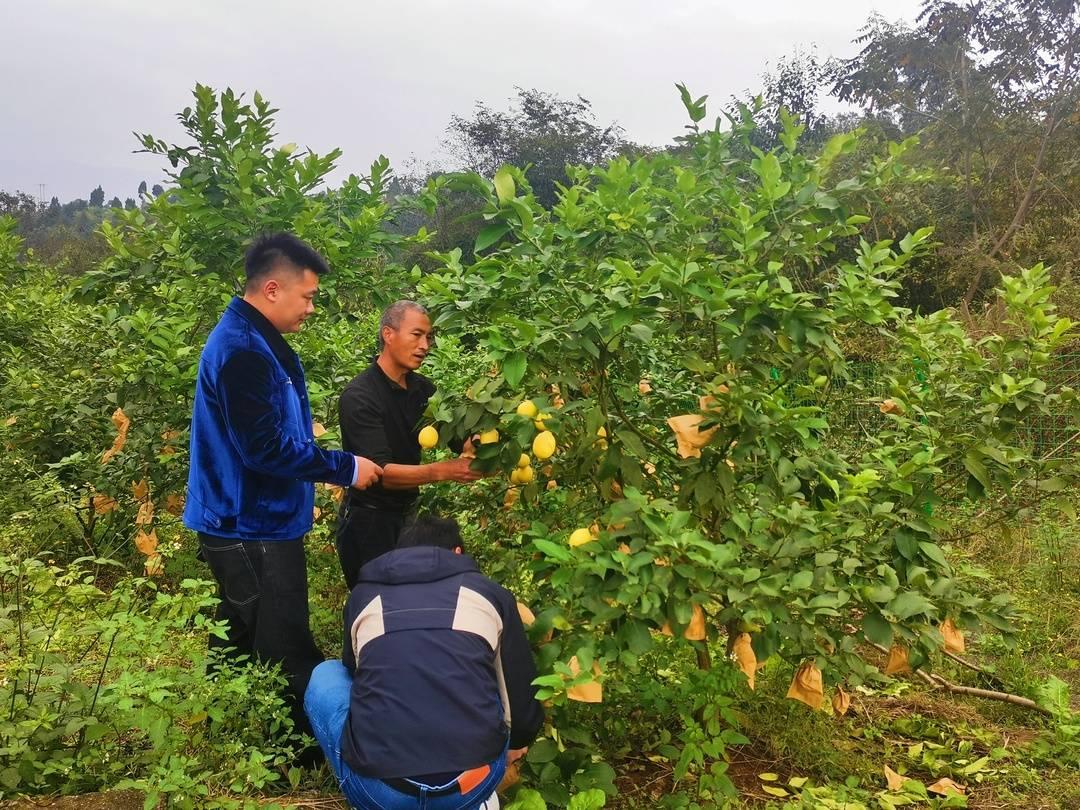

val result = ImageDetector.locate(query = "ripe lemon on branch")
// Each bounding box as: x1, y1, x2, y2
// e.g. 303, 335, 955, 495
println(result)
515, 400, 538, 419
418, 425, 439, 449
510, 465, 535, 485
568, 527, 594, 548
479, 429, 500, 444
533, 430, 557, 460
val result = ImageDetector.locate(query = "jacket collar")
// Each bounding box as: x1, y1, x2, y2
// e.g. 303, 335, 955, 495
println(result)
228, 297, 302, 379
357, 546, 479, 586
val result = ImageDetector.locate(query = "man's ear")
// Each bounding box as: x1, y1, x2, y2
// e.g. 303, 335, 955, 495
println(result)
262, 276, 281, 301
454, 547, 463, 555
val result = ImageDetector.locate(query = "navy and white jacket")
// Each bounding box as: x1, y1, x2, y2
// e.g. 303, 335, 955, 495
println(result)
183, 298, 356, 540
341, 546, 544, 779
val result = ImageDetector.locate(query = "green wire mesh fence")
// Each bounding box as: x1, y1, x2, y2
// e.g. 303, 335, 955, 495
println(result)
811, 354, 1080, 456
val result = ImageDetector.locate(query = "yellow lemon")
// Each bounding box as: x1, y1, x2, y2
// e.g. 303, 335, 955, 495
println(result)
516, 465, 535, 484
418, 425, 439, 449
533, 417, 547, 430
568, 528, 593, 548
596, 426, 607, 438
517, 453, 531, 469
479, 429, 500, 444
532, 430, 557, 460
510, 468, 524, 485
516, 400, 538, 419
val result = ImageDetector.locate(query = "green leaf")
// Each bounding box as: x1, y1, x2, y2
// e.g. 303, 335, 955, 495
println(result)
506, 788, 547, 810
494, 166, 516, 205
475, 223, 510, 253
894, 528, 919, 560
790, 570, 814, 590
918, 541, 949, 569
527, 738, 560, 764
963, 449, 990, 490
863, 611, 893, 646
533, 538, 572, 562
503, 352, 527, 388
888, 591, 933, 620
567, 788, 607, 810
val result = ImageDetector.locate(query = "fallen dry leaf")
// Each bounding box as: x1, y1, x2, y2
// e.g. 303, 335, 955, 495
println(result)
884, 765, 905, 792
667, 414, 718, 459
131, 479, 149, 502
135, 500, 154, 527
927, 777, 965, 796
312, 421, 327, 438
165, 493, 185, 516
941, 618, 966, 654
101, 408, 130, 464
832, 685, 851, 716
617, 542, 632, 554
567, 656, 603, 703
3, 416, 16, 427
516, 602, 536, 626
685, 604, 707, 640
732, 632, 757, 690
638, 379, 652, 395
503, 487, 520, 510
884, 644, 911, 675
312, 506, 322, 521
786, 661, 824, 709
546, 479, 558, 491
878, 399, 904, 416
92, 494, 118, 515
134, 529, 158, 556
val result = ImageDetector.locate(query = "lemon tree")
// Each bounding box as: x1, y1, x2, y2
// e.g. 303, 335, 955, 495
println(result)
417, 89, 1078, 777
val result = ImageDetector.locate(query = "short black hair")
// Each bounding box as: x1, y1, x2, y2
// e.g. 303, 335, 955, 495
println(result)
244, 232, 329, 291
397, 515, 464, 553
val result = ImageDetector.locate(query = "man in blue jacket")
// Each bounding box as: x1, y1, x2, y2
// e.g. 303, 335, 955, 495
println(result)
183, 232, 383, 741
304, 516, 544, 810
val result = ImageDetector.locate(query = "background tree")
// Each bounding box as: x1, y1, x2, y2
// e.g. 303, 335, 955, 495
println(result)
89, 185, 105, 207
835, 0, 1080, 306
442, 87, 633, 208
138, 180, 148, 196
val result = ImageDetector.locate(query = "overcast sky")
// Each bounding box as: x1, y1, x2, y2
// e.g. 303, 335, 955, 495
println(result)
1, 0, 923, 203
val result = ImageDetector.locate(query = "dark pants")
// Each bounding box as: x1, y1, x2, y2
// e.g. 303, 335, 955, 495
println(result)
335, 501, 411, 589
198, 534, 324, 739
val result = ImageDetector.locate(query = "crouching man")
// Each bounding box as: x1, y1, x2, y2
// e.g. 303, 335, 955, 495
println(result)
304, 517, 544, 810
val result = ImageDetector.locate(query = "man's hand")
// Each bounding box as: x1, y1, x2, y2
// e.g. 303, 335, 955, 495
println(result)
352, 456, 383, 489
439, 454, 485, 484
508, 747, 528, 764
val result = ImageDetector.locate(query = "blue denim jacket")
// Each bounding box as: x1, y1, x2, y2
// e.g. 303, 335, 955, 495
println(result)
183, 298, 355, 540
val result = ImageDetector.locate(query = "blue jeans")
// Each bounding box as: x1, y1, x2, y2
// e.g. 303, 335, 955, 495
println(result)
304, 661, 506, 810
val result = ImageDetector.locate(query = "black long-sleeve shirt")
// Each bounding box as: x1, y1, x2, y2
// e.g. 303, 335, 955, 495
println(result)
338, 363, 435, 512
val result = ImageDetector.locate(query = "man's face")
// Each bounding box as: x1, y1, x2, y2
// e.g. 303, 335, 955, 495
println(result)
264, 267, 320, 333
382, 308, 433, 370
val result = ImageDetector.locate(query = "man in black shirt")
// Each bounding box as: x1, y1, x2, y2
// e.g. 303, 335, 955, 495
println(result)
336, 301, 483, 587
